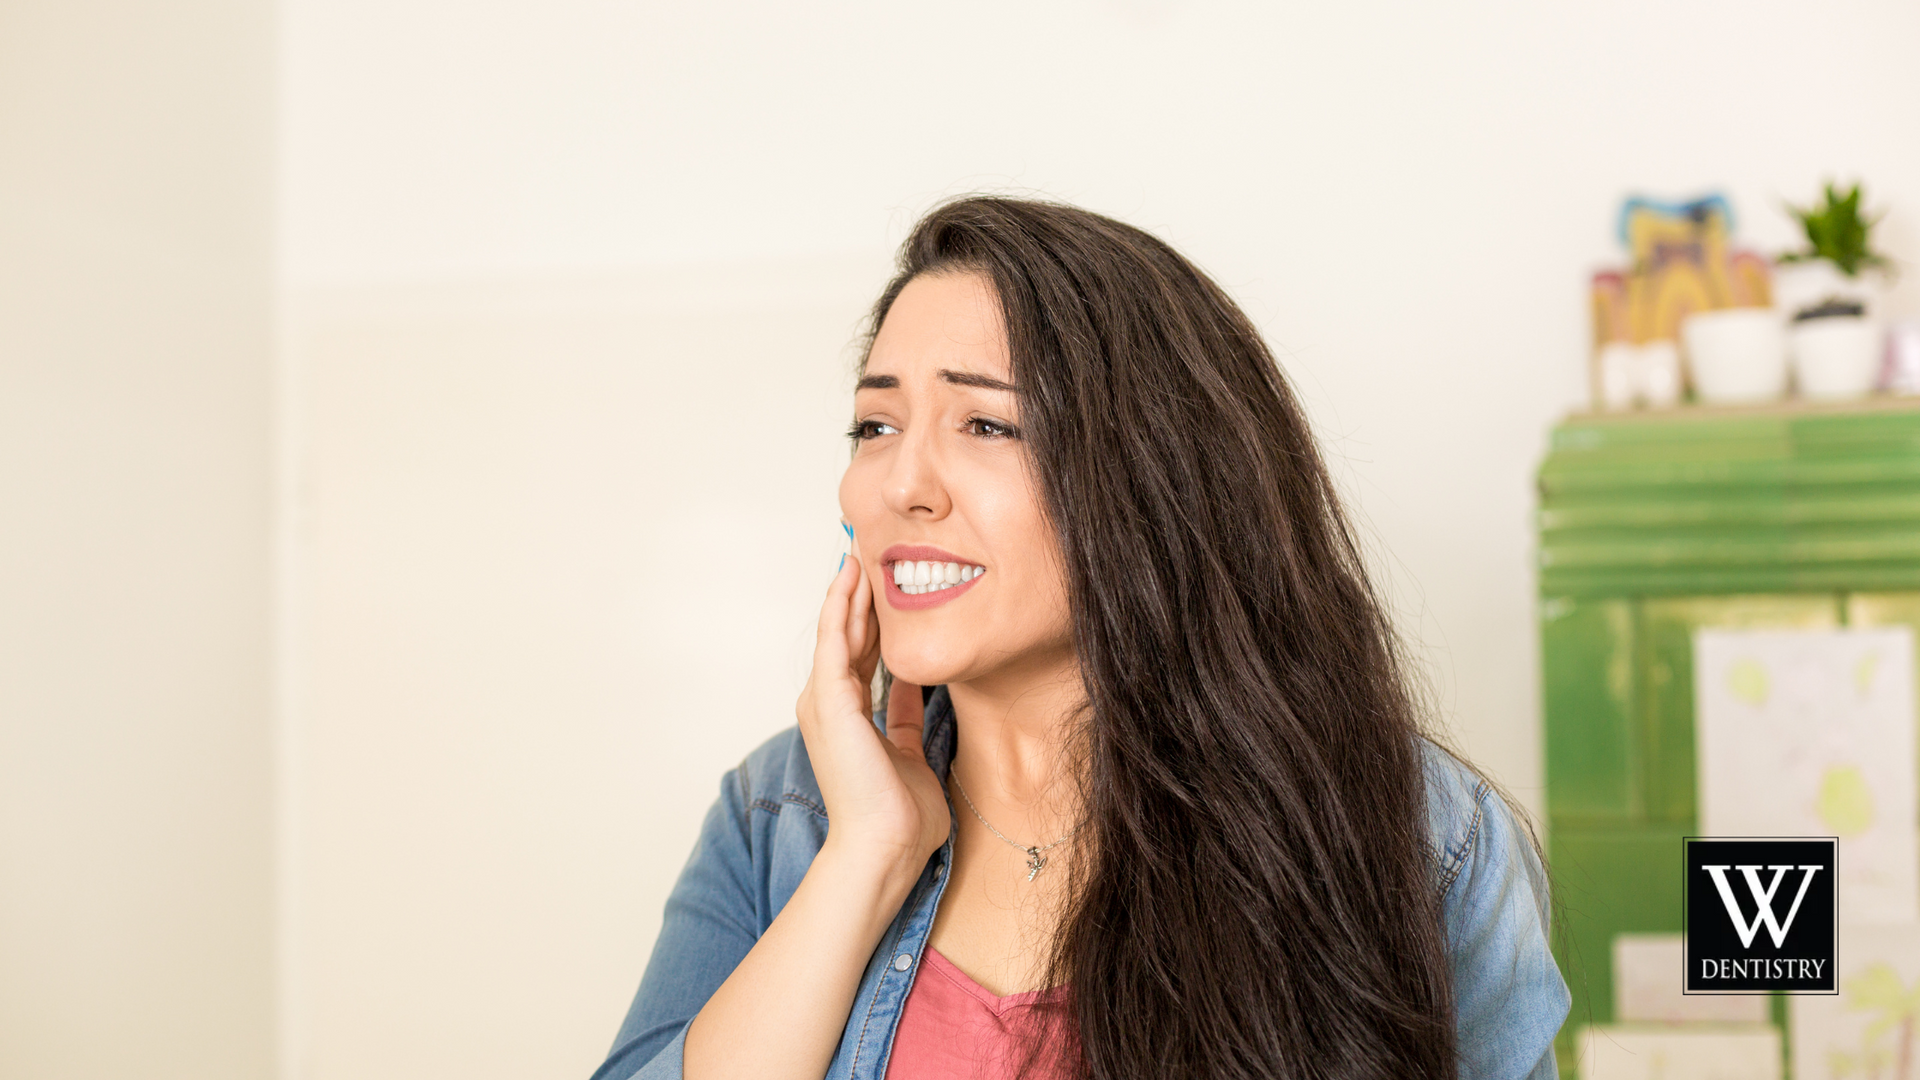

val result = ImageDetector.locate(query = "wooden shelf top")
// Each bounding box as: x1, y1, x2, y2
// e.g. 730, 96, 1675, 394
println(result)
1565, 394, 1920, 426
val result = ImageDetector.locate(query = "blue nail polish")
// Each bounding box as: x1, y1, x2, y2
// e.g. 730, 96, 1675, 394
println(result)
842, 521, 854, 539
838, 553, 846, 571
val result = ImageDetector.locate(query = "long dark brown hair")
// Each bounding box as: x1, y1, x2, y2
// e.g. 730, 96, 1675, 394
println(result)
864, 197, 1457, 1080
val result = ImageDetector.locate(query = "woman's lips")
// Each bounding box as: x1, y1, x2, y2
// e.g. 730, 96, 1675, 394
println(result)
878, 544, 987, 611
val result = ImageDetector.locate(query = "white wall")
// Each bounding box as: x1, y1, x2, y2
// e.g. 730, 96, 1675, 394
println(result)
0, 1, 277, 1078
51, 1, 1909, 1078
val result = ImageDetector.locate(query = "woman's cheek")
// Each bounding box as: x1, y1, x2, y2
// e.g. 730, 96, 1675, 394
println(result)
838, 449, 888, 512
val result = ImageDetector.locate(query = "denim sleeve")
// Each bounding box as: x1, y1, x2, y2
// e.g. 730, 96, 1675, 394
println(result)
1444, 782, 1570, 1080
590, 768, 759, 1080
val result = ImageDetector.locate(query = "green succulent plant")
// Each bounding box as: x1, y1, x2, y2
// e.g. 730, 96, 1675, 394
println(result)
1781, 181, 1891, 278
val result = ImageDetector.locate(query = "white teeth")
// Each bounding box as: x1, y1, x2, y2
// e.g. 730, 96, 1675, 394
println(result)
890, 559, 986, 595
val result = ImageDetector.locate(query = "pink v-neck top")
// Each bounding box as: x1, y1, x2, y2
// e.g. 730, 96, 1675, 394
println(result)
883, 947, 1072, 1080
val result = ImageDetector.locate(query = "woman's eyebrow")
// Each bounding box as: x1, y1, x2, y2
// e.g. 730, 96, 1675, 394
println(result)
853, 370, 1018, 392
938, 369, 1017, 392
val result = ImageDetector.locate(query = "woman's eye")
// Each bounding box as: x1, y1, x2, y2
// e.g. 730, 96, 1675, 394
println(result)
966, 417, 1020, 440
846, 419, 899, 442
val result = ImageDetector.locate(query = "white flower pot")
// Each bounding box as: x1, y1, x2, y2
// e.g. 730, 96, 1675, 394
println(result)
1791, 316, 1883, 400
1773, 260, 1885, 319
1681, 309, 1789, 405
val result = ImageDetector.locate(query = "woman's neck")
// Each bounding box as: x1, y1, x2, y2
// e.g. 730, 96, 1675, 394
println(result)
943, 650, 1085, 823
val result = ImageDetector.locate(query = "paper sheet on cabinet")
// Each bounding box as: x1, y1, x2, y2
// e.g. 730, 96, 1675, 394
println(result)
1696, 626, 1918, 925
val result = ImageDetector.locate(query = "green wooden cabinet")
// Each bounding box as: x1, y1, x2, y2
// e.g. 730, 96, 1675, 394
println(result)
1541, 597, 1637, 823
1537, 402, 1920, 1077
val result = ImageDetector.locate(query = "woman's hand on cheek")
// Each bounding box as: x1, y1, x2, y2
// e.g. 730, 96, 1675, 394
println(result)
795, 550, 949, 882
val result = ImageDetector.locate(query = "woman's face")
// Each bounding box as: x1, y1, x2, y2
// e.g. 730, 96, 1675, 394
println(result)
839, 271, 1073, 689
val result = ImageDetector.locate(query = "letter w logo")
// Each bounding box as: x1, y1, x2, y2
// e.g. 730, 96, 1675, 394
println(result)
1700, 864, 1825, 949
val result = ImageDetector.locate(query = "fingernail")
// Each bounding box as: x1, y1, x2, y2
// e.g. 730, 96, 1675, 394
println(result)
838, 553, 846, 572
842, 521, 854, 539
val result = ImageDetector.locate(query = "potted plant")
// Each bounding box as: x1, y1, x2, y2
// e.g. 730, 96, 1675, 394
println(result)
1776, 181, 1893, 399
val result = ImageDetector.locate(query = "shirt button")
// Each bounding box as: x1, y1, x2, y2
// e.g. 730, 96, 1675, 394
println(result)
892, 953, 913, 972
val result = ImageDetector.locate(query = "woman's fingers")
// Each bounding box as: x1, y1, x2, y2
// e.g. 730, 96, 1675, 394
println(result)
845, 545, 873, 661
812, 550, 861, 671
851, 604, 881, 695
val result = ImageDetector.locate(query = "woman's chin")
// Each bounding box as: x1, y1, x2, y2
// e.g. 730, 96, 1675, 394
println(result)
879, 645, 973, 690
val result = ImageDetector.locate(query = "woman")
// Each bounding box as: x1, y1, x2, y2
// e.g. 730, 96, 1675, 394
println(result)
592, 197, 1568, 1080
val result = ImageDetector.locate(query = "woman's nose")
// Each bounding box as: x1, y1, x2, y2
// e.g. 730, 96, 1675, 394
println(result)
881, 432, 951, 519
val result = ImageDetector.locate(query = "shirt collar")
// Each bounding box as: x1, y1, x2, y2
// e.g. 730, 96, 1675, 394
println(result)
923, 684, 957, 779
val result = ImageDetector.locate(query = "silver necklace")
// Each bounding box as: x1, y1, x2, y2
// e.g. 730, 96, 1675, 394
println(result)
951, 774, 1076, 882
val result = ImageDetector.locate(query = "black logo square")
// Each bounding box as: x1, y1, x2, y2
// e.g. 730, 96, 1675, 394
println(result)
1684, 837, 1837, 994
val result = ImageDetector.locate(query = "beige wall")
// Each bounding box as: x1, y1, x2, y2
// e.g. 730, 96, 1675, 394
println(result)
0, 1, 276, 1078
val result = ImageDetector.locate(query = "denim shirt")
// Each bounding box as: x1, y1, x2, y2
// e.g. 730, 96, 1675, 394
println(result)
593, 687, 1569, 1080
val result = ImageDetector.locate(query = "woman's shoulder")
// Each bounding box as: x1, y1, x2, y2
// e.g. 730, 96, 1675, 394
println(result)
726, 724, 827, 821
1416, 737, 1544, 909
1417, 738, 1493, 890
1416, 738, 1570, 1076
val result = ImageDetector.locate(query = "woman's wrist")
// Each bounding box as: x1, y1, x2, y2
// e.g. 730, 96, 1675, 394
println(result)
815, 830, 936, 914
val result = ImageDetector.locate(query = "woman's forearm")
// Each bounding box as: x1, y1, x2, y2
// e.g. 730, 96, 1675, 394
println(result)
683, 838, 925, 1080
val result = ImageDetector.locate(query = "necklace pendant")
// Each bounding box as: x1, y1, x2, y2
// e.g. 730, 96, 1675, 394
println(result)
1024, 848, 1046, 882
